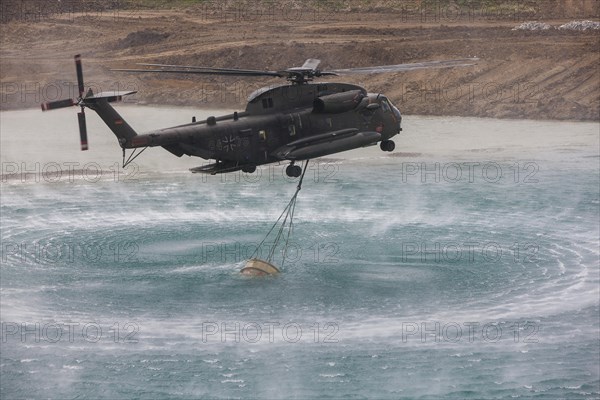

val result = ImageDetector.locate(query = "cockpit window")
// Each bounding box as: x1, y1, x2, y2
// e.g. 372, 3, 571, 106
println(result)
380, 99, 391, 113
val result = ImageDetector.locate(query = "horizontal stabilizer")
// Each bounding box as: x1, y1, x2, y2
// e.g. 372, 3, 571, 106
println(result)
84, 91, 137, 103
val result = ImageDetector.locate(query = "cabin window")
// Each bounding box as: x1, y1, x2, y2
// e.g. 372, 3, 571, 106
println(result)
259, 130, 267, 141
261, 98, 274, 109
288, 125, 296, 136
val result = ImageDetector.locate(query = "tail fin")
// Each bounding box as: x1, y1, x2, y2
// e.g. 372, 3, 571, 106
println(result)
82, 90, 138, 144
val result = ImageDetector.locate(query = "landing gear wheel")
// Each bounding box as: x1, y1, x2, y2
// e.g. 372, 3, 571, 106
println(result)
242, 165, 256, 173
286, 164, 302, 178
380, 140, 395, 152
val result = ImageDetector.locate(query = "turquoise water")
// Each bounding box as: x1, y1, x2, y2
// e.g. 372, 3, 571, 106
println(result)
1, 108, 599, 398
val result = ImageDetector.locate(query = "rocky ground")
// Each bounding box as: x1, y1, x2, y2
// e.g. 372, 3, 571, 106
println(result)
1, 1, 598, 120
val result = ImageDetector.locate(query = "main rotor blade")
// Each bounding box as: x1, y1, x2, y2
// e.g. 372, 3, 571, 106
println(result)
75, 54, 85, 97
326, 58, 479, 75
113, 66, 284, 78
136, 63, 281, 74
112, 57, 477, 81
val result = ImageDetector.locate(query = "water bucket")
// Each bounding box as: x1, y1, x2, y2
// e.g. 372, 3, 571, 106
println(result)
241, 258, 280, 276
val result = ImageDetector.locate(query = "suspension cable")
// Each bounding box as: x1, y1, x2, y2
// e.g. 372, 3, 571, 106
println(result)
250, 160, 310, 268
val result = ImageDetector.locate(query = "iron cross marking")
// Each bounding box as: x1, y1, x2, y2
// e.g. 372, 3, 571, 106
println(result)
221, 135, 237, 152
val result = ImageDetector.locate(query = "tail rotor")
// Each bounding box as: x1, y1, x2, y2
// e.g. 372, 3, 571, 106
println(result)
41, 54, 89, 151
41, 55, 138, 153
40, 98, 76, 111
75, 54, 88, 151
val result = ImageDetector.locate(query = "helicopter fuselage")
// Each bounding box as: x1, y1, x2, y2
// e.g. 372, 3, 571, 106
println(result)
115, 82, 401, 174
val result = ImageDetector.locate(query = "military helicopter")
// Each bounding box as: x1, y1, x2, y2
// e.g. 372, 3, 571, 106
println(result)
41, 55, 477, 177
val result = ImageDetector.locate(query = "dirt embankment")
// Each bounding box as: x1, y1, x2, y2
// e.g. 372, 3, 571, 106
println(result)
1, 2, 598, 120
